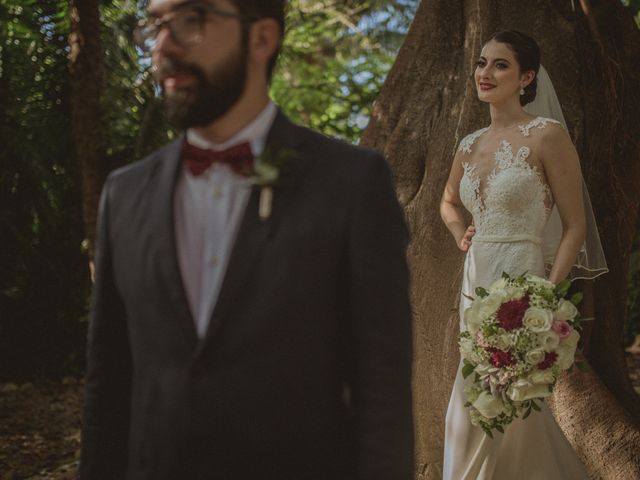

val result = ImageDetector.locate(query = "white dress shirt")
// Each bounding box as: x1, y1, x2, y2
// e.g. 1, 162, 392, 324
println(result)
174, 102, 278, 338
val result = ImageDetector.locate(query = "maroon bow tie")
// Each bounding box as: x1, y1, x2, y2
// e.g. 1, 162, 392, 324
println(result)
182, 140, 254, 176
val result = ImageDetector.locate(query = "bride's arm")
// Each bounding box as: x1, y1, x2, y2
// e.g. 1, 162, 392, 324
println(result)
540, 125, 587, 284
440, 150, 475, 252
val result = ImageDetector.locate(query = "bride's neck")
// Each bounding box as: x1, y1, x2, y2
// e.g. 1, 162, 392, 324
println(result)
489, 102, 532, 130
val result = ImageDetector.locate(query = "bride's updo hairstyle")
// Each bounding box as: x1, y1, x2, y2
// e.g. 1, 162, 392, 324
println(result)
487, 30, 541, 106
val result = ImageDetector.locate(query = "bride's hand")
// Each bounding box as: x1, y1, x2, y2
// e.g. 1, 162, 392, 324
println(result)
458, 225, 476, 252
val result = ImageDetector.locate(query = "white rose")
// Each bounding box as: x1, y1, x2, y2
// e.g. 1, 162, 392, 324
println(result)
495, 333, 514, 351
472, 391, 505, 419
507, 379, 552, 402
481, 292, 507, 316
525, 348, 546, 365
475, 364, 498, 377
489, 278, 508, 292
537, 330, 561, 352
556, 344, 577, 371
459, 336, 475, 360
505, 286, 525, 300
464, 306, 482, 335
562, 329, 580, 348
522, 307, 553, 332
554, 299, 579, 322
530, 369, 556, 385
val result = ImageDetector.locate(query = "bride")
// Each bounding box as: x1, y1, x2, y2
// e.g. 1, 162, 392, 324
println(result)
439, 30, 607, 479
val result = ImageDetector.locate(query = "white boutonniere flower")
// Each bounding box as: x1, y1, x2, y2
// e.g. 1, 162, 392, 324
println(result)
249, 148, 297, 221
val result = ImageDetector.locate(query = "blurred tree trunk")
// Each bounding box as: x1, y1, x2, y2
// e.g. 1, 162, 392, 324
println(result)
361, 0, 640, 478
68, 0, 106, 271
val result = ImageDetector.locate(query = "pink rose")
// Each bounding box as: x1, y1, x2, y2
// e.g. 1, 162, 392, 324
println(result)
552, 320, 571, 339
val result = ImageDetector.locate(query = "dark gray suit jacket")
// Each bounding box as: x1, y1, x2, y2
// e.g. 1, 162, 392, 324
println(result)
79, 111, 414, 480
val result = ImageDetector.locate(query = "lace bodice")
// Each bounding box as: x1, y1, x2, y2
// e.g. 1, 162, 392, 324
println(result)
458, 117, 561, 240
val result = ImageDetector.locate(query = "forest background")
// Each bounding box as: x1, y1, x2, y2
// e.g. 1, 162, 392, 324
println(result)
0, 0, 639, 477
2, 0, 639, 382
0, 0, 419, 380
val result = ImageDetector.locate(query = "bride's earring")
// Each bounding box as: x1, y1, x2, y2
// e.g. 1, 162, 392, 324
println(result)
520, 87, 525, 95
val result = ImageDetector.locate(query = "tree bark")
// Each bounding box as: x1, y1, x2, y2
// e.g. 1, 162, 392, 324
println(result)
68, 0, 106, 268
361, 0, 640, 478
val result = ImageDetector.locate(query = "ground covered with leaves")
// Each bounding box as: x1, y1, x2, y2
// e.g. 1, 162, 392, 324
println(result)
0, 380, 82, 480
0, 355, 639, 479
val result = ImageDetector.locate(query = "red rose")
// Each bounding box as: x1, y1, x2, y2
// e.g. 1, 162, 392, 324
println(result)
496, 297, 530, 331
537, 352, 558, 370
488, 348, 516, 368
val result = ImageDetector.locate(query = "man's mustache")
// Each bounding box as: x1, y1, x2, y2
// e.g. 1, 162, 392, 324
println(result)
153, 59, 206, 85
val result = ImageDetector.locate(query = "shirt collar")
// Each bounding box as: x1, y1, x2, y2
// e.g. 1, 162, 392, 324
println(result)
186, 101, 278, 157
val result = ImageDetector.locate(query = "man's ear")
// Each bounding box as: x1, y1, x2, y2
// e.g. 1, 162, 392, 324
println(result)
248, 18, 281, 68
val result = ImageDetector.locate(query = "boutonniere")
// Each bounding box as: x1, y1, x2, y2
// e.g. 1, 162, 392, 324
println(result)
249, 148, 297, 221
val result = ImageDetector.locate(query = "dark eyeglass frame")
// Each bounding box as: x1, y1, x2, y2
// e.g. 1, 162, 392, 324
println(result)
134, 1, 258, 53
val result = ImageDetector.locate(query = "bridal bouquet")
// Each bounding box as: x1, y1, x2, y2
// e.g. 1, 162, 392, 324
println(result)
459, 273, 583, 437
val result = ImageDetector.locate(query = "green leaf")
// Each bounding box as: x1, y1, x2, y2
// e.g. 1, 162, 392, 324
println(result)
495, 424, 504, 434
462, 362, 475, 379
531, 401, 541, 412
570, 292, 584, 305
475, 287, 489, 298
554, 279, 571, 297
523, 408, 532, 419
576, 361, 589, 372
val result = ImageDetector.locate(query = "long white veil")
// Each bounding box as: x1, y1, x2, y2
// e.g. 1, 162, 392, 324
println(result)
524, 65, 608, 280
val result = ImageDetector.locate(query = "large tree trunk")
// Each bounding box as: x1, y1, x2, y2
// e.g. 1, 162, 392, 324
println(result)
361, 0, 640, 478
68, 0, 106, 268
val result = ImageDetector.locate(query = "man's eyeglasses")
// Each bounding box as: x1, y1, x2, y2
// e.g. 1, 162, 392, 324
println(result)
134, 2, 257, 53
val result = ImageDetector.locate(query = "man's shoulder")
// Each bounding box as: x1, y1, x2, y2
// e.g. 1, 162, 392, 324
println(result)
107, 139, 180, 186
290, 120, 386, 172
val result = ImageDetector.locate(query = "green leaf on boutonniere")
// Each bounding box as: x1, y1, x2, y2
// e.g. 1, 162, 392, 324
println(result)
250, 147, 298, 187
249, 148, 298, 221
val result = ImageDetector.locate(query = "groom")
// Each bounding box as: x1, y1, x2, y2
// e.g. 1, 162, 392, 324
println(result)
79, 0, 414, 478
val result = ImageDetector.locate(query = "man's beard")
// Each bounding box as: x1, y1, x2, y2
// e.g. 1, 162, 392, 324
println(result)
155, 46, 247, 130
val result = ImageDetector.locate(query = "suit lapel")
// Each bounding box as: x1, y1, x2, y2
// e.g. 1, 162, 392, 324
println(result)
200, 111, 307, 348
154, 136, 199, 348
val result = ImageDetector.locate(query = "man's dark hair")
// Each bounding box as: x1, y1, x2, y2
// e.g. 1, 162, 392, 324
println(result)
232, 0, 286, 80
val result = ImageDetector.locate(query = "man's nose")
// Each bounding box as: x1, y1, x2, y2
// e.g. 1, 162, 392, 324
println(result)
154, 26, 182, 58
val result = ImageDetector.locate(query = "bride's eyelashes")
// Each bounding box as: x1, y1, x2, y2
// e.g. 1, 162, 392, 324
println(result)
475, 59, 510, 70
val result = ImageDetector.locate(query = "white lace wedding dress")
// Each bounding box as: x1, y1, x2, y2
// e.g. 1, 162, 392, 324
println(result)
442, 117, 589, 480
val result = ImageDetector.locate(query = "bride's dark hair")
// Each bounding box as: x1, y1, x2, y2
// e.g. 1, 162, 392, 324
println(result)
487, 30, 541, 106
